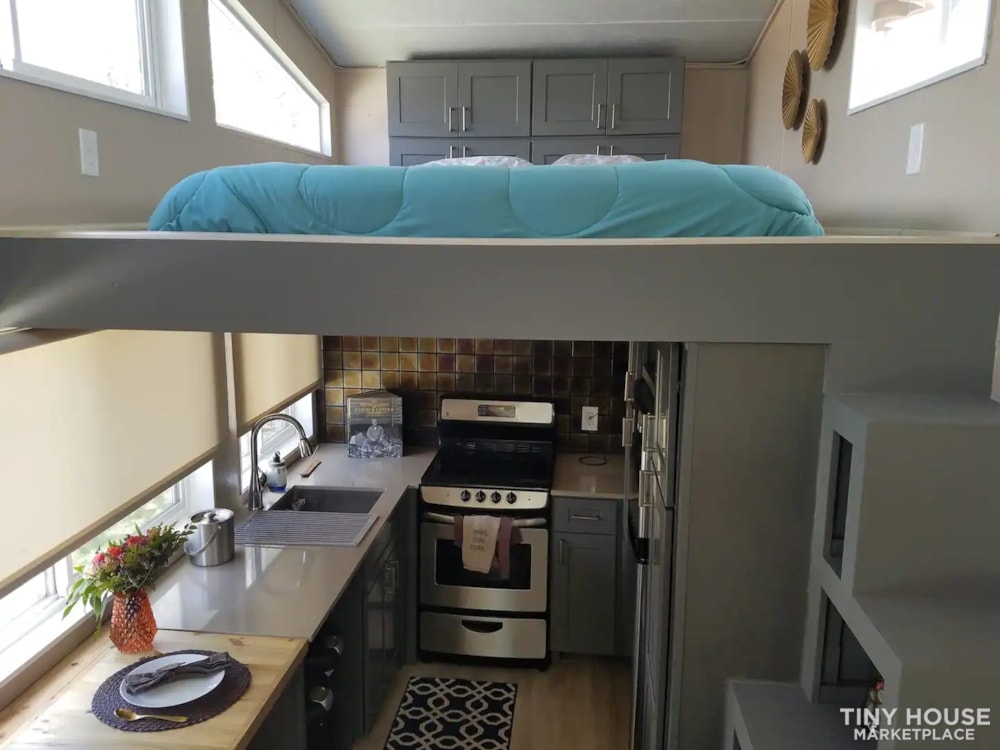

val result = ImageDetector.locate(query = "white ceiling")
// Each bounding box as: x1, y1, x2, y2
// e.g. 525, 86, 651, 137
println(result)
287, 0, 779, 68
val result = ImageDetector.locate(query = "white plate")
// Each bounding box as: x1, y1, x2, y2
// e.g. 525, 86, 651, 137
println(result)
119, 653, 225, 708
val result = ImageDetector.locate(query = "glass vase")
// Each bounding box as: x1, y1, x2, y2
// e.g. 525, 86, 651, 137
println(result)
110, 590, 157, 654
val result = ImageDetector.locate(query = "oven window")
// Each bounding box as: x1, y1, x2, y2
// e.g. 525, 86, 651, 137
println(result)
434, 540, 533, 590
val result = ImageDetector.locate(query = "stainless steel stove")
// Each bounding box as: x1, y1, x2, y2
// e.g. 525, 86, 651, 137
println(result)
418, 397, 555, 665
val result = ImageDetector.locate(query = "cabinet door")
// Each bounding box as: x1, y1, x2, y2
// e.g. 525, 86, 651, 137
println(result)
363, 571, 385, 731
389, 138, 460, 166
383, 549, 403, 678
457, 138, 531, 161
531, 59, 608, 136
458, 60, 532, 138
639, 505, 674, 750
551, 532, 617, 655
530, 137, 606, 165
607, 136, 682, 161
387, 61, 459, 137
607, 58, 684, 135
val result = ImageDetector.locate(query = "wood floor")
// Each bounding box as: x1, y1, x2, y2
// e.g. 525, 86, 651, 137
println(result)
353, 656, 632, 750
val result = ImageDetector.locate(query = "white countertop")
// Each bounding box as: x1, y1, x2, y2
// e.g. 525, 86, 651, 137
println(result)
552, 452, 635, 500
151, 444, 436, 641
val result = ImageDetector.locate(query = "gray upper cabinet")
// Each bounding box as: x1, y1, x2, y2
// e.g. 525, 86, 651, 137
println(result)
607, 58, 684, 135
458, 61, 532, 138
531, 59, 608, 136
387, 62, 459, 138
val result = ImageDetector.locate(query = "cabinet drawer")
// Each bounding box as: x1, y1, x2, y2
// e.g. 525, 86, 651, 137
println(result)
420, 612, 547, 659
553, 497, 617, 534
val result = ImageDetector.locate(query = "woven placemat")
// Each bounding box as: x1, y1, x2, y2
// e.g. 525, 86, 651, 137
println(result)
91, 649, 251, 732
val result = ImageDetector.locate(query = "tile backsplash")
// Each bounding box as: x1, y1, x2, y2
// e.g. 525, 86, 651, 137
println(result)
322, 337, 628, 452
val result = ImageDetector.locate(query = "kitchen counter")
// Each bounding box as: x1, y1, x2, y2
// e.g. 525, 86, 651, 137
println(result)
151, 445, 436, 641
0, 629, 306, 750
552, 452, 635, 500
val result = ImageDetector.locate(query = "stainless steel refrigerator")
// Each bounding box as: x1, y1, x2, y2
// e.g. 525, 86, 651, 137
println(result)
625, 343, 681, 750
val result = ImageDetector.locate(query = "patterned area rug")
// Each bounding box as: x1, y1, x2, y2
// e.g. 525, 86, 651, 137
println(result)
383, 676, 517, 750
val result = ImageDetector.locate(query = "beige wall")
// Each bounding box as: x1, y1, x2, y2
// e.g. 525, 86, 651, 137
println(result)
0, 0, 338, 227
335, 66, 748, 166
745, 0, 1000, 233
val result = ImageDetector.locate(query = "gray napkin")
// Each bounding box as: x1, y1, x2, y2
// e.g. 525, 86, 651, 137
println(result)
124, 652, 233, 695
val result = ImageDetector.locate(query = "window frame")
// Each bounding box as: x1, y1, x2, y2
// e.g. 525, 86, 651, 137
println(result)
207, 0, 332, 156
0, 0, 188, 119
239, 392, 317, 493
847, 0, 995, 114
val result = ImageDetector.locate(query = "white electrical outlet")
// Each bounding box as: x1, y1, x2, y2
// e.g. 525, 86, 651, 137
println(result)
906, 123, 925, 175
581, 406, 599, 432
79, 128, 100, 177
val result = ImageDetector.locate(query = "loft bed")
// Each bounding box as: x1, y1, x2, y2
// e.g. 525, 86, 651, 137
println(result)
0, 160, 998, 394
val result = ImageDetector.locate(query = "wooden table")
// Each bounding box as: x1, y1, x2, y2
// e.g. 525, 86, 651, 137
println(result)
0, 630, 307, 750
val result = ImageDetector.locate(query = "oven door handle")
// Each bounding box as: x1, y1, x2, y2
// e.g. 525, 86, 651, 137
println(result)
421, 511, 547, 528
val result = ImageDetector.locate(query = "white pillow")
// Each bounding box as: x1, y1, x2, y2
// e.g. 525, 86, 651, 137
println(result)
420, 155, 534, 168
552, 153, 646, 166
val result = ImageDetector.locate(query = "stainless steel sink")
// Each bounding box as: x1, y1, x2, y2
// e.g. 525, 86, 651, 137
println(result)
269, 486, 383, 514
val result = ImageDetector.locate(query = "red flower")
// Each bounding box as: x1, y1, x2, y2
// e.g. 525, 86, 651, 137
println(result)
126, 534, 146, 548
107, 546, 123, 558
92, 552, 106, 566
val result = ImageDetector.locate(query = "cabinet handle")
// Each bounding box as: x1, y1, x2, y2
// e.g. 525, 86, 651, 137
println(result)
595, 144, 602, 156
610, 144, 616, 156
570, 513, 603, 522
559, 538, 566, 565
463, 145, 469, 158
461, 619, 503, 634
461, 105, 468, 132
448, 145, 456, 159
596, 103, 604, 130
611, 103, 618, 130
448, 107, 456, 132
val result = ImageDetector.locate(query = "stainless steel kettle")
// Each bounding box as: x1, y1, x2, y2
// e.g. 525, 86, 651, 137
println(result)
185, 509, 235, 567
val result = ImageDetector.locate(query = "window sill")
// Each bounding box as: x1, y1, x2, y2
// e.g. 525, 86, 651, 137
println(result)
0, 67, 190, 122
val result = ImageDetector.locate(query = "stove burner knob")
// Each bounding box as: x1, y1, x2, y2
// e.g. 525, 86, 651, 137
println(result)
506, 492, 517, 504
475, 491, 486, 503
460, 490, 471, 503
490, 491, 502, 504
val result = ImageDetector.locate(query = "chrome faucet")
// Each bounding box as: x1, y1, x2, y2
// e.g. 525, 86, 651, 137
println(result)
248, 413, 314, 512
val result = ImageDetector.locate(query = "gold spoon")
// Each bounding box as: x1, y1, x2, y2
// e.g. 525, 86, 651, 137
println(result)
114, 707, 188, 723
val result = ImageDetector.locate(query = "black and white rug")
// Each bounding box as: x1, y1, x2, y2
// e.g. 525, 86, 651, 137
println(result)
383, 676, 517, 750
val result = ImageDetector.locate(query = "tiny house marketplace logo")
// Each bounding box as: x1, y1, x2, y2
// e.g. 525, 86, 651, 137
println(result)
841, 707, 992, 742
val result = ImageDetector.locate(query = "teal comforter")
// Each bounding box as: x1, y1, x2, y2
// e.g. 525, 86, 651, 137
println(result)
148, 160, 823, 237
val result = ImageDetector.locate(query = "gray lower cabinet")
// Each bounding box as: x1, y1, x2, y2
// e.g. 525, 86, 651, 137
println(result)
387, 61, 459, 138
455, 138, 531, 160
390, 137, 531, 166
531, 136, 681, 164
550, 531, 617, 655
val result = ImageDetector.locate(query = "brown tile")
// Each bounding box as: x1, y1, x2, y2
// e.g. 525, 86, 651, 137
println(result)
533, 340, 553, 359
419, 338, 437, 352
325, 371, 344, 388
494, 339, 513, 355
438, 354, 456, 372
325, 406, 345, 424
569, 434, 589, 451
532, 376, 551, 395
362, 352, 380, 370
593, 341, 613, 359
400, 372, 419, 389
417, 392, 438, 409
572, 377, 591, 396
362, 371, 381, 389
456, 374, 476, 391
588, 434, 609, 453
494, 356, 513, 374
343, 351, 362, 370
556, 414, 571, 434
324, 336, 342, 351
323, 350, 342, 370
494, 375, 513, 393
382, 371, 400, 389
419, 372, 438, 390
552, 377, 571, 396
513, 356, 531, 375
476, 339, 494, 354
418, 409, 438, 428
457, 355, 476, 373
380, 337, 399, 352
399, 353, 418, 371
344, 388, 363, 399
325, 388, 344, 406
592, 359, 612, 378
476, 355, 494, 373
571, 397, 590, 417
573, 358, 593, 377
437, 338, 455, 353
513, 340, 532, 356
572, 341, 593, 358
514, 375, 532, 394
553, 357, 572, 376
438, 373, 456, 391
532, 356, 552, 376
613, 341, 630, 362
419, 353, 437, 371
342, 336, 361, 350
553, 340, 572, 357
592, 377, 612, 396
475, 374, 494, 391
381, 353, 399, 370
328, 424, 346, 443
399, 337, 419, 352
343, 370, 363, 389
362, 336, 380, 351
456, 338, 476, 355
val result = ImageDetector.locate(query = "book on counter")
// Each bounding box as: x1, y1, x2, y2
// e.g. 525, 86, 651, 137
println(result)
346, 389, 404, 458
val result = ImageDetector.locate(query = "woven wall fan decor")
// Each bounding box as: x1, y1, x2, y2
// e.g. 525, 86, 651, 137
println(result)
807, 0, 841, 70
801, 99, 826, 164
782, 50, 807, 129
